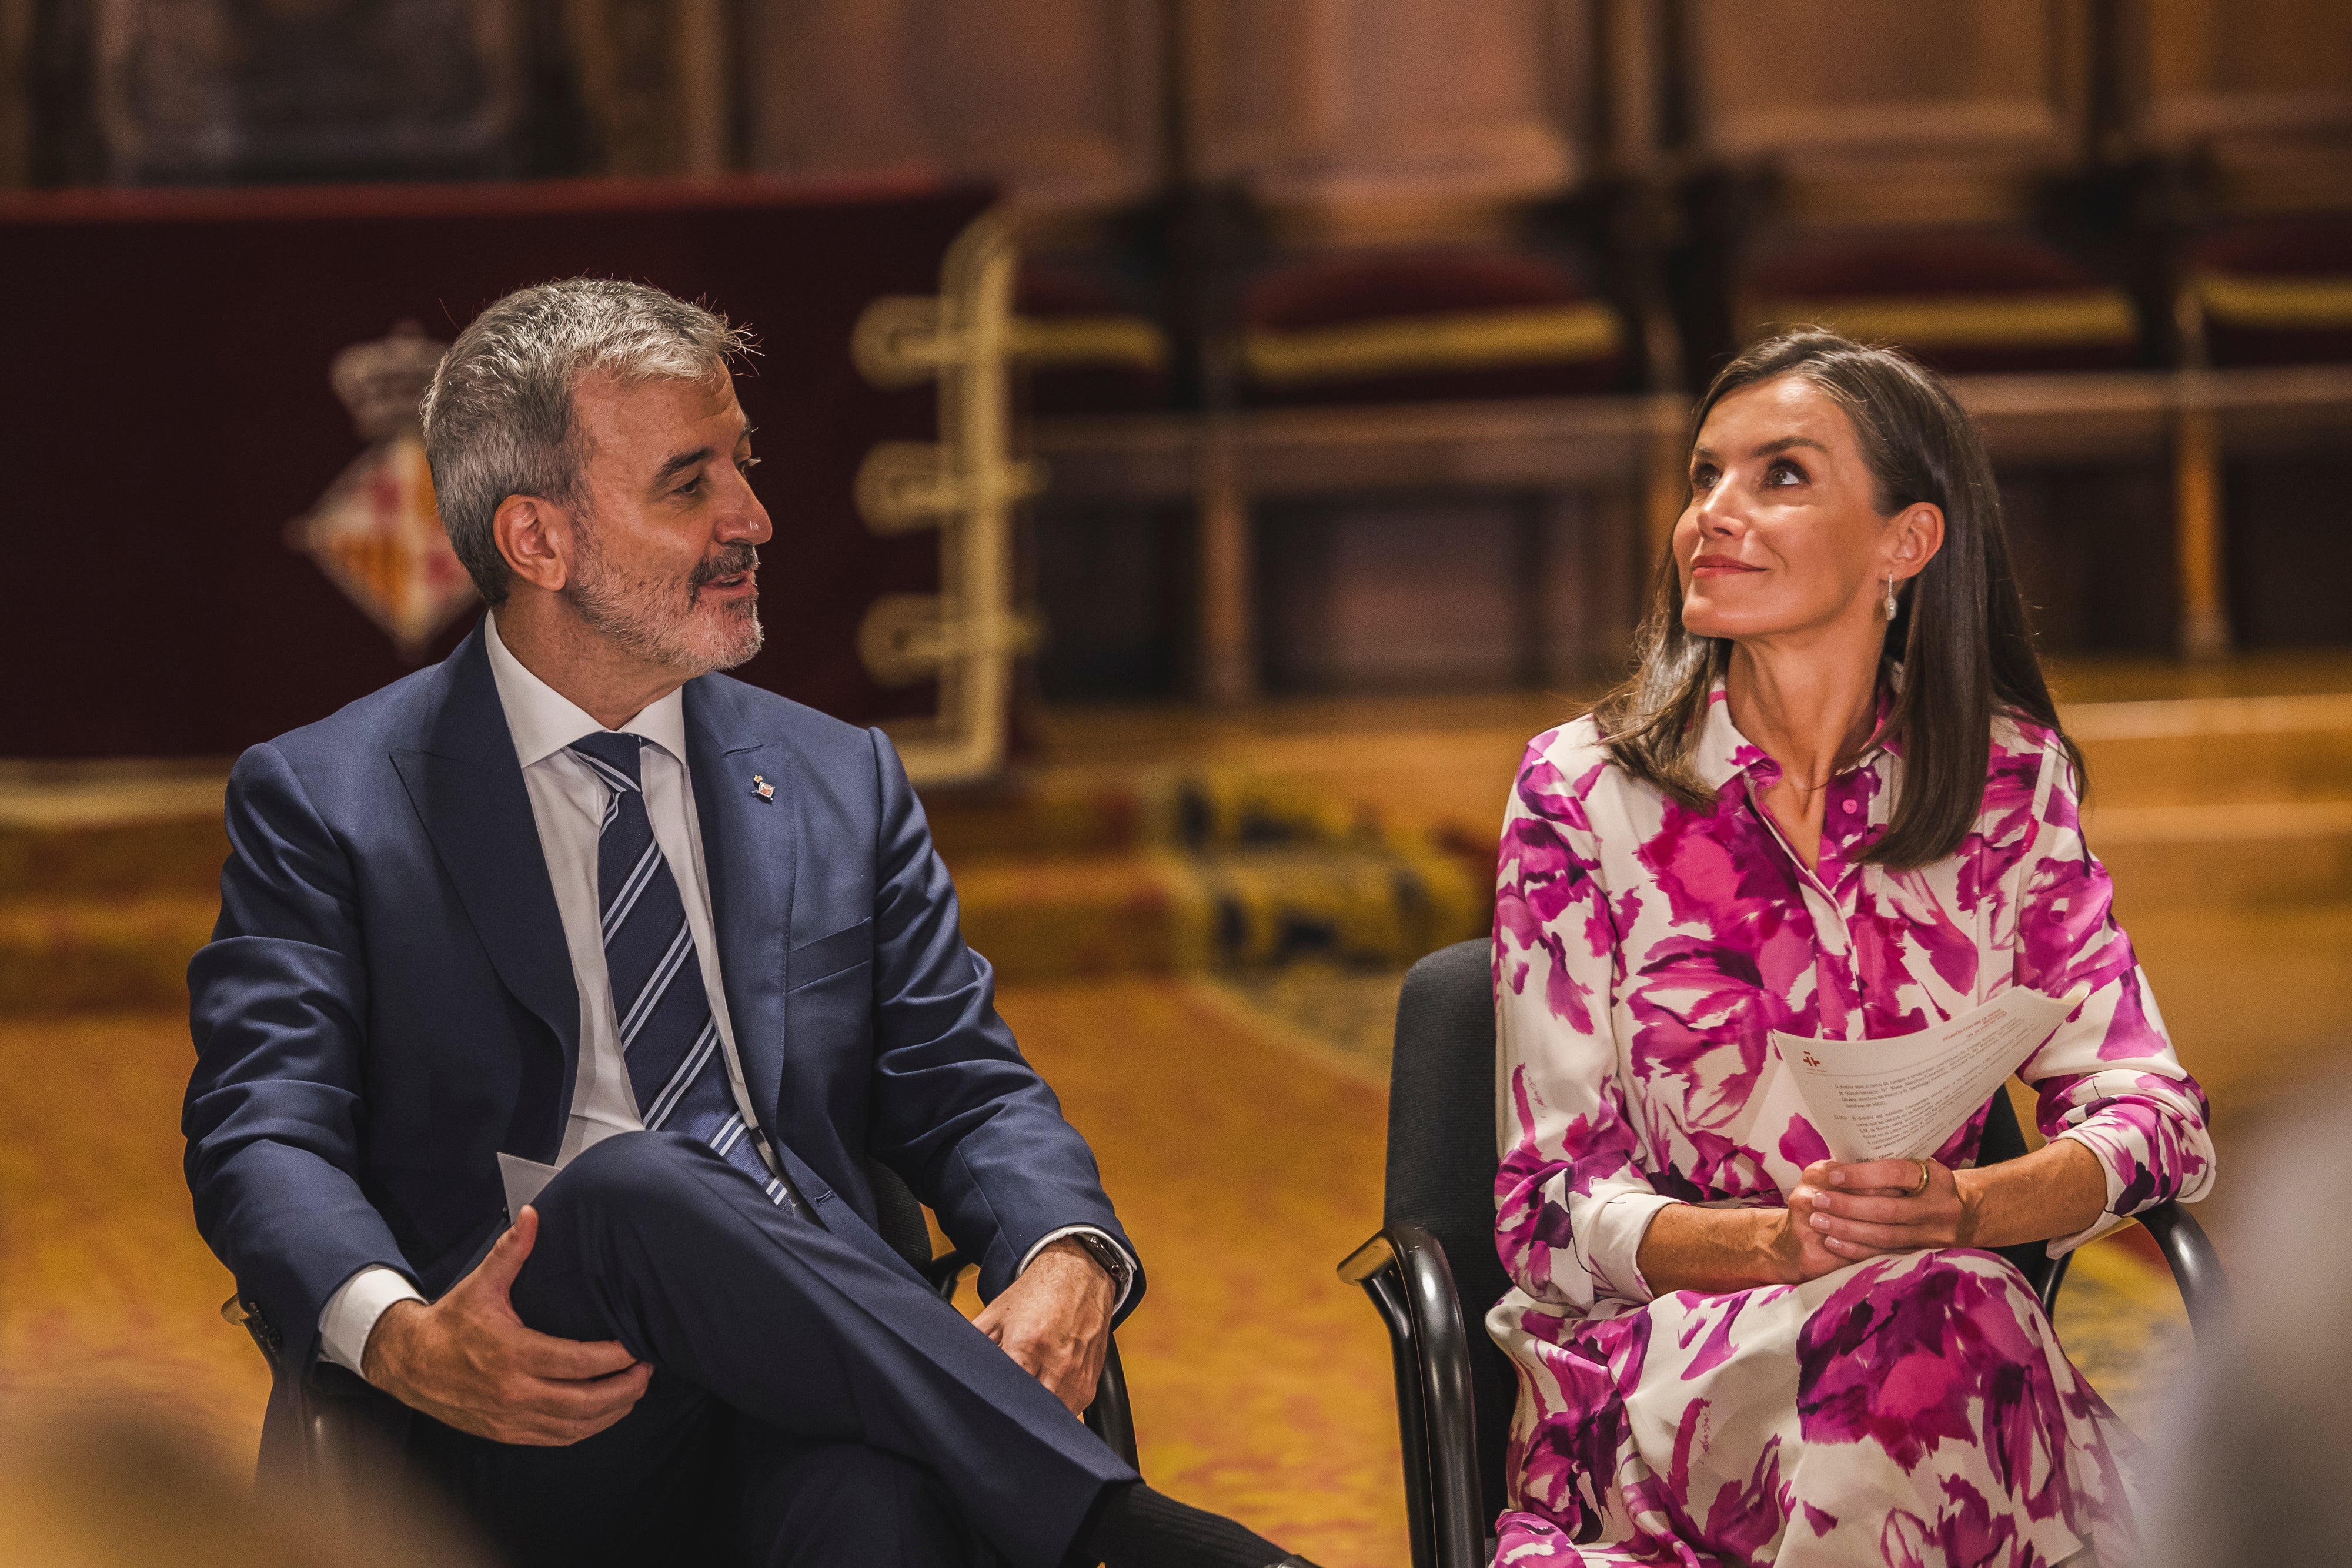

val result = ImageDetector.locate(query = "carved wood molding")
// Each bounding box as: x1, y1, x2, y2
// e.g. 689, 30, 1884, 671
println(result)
562, 0, 729, 176
88, 0, 526, 182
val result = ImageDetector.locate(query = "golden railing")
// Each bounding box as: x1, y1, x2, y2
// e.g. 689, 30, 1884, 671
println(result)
850, 210, 1044, 785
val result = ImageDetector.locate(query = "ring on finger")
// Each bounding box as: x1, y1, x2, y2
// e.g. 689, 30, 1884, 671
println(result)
1906, 1158, 1932, 1196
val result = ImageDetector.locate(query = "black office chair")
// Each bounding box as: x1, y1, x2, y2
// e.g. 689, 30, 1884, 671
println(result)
1338, 938, 2230, 1568
227, 1159, 1139, 1507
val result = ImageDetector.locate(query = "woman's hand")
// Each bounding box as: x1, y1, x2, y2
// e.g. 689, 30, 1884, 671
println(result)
1802, 1158, 1976, 1258
1773, 1160, 1916, 1280
1642, 1165, 1916, 1294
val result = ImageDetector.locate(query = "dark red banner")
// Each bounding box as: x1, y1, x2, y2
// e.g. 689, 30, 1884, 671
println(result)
0, 175, 994, 757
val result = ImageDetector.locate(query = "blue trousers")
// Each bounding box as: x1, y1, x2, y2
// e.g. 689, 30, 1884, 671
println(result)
403, 1131, 1137, 1568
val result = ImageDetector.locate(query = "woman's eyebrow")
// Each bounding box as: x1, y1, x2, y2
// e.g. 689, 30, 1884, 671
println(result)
1750, 436, 1829, 458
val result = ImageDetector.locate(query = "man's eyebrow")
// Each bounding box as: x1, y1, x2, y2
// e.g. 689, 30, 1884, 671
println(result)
652, 422, 757, 489
652, 446, 717, 487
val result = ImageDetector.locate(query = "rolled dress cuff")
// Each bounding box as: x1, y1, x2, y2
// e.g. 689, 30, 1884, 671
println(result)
2042, 1126, 2137, 1258
318, 1264, 426, 1374
1585, 1191, 1685, 1305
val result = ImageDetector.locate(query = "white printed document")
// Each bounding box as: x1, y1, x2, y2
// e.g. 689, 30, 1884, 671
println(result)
1775, 984, 2090, 1163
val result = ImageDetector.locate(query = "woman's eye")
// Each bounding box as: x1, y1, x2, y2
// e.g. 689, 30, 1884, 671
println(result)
1689, 464, 1718, 491
1765, 459, 1806, 486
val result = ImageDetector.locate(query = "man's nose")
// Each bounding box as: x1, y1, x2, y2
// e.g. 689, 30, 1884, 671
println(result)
717, 476, 772, 546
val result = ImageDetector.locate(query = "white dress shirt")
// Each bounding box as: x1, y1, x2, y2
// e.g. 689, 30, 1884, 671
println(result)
319, 613, 1127, 1373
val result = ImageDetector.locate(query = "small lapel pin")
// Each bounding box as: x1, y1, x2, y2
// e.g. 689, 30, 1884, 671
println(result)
751, 774, 774, 801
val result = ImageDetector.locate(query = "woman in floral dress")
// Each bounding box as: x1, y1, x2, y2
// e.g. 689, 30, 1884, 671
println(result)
1490, 330, 2213, 1567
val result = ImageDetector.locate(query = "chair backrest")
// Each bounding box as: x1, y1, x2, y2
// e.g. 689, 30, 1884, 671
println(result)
1384, 938, 1519, 1531
867, 1160, 941, 1276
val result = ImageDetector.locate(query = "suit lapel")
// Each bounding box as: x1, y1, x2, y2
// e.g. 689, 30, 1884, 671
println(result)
391, 625, 580, 1153
684, 677, 797, 1140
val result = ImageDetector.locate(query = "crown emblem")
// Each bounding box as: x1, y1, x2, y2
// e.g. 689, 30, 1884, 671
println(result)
329, 320, 447, 442
289, 322, 477, 657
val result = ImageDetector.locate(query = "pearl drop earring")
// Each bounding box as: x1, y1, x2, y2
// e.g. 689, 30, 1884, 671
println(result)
1884, 573, 1898, 620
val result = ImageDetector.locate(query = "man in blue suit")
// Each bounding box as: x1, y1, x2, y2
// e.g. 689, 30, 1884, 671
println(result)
185, 279, 1314, 1568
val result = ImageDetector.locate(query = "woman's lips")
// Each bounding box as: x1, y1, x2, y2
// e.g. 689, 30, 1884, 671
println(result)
1690, 556, 1762, 578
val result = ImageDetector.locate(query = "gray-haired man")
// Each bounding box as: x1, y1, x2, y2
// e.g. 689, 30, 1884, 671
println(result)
185, 278, 1319, 1568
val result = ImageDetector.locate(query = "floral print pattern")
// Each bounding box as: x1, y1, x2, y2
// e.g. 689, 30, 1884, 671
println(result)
1490, 683, 2211, 1566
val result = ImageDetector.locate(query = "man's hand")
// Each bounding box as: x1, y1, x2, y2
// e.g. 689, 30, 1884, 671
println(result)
971, 1238, 1114, 1417
360, 1206, 653, 1446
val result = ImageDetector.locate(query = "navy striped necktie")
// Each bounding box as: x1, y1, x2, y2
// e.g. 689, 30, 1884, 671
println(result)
567, 731, 796, 1211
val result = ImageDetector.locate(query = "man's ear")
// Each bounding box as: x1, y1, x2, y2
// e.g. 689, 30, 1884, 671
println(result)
1890, 500, 1946, 581
492, 493, 576, 594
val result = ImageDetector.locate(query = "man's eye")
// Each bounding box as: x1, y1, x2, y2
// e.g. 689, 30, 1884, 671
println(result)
674, 477, 703, 497
737, 456, 761, 476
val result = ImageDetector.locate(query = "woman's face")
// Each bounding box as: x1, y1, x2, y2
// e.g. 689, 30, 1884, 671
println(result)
1675, 374, 1940, 645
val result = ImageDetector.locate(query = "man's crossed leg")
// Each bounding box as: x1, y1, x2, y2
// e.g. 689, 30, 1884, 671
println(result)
370, 1132, 1308, 1568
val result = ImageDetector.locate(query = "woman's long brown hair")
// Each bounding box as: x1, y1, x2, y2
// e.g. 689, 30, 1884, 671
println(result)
1593, 330, 2082, 869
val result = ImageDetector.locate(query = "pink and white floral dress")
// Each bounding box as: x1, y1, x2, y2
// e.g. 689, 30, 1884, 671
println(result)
1489, 682, 2213, 1567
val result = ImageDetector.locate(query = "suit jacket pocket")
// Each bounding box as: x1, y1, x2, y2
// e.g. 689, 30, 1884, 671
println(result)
789, 917, 874, 993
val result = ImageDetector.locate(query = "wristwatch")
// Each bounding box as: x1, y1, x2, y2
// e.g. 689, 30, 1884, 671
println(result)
1062, 1230, 1132, 1299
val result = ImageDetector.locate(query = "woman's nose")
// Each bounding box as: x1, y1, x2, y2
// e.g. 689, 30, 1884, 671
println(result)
1690, 484, 1742, 534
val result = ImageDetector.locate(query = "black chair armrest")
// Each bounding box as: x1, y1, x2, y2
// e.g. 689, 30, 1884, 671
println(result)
1085, 1336, 1140, 1470
1338, 1225, 1486, 1568
2137, 1201, 2231, 1343
924, 1249, 970, 1300
222, 1293, 281, 1366
924, 1250, 1140, 1470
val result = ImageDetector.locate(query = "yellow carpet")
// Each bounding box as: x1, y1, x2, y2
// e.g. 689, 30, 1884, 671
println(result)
0, 1015, 266, 1449
995, 981, 1408, 1563
0, 988, 1411, 1566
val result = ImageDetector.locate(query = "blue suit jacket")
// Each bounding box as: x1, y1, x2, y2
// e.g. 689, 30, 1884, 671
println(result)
185, 621, 1140, 1451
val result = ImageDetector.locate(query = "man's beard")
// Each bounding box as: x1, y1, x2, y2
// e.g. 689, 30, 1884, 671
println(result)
565, 531, 765, 677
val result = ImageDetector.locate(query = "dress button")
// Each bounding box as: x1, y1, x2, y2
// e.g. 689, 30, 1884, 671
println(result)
1842, 800, 1859, 814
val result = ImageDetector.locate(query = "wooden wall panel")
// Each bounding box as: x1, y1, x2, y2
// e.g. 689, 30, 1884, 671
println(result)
1185, 0, 1583, 206
1682, 0, 2084, 161
2140, 0, 2352, 142
0, 0, 29, 186
743, 0, 1161, 209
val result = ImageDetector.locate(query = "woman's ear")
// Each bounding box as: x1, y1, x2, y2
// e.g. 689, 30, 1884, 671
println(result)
1889, 500, 1946, 581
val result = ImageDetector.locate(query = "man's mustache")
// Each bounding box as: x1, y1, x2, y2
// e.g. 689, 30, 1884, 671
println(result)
690, 546, 760, 593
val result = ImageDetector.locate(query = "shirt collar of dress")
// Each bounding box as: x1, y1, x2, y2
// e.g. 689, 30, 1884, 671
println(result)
1692, 667, 1902, 795
482, 610, 690, 772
